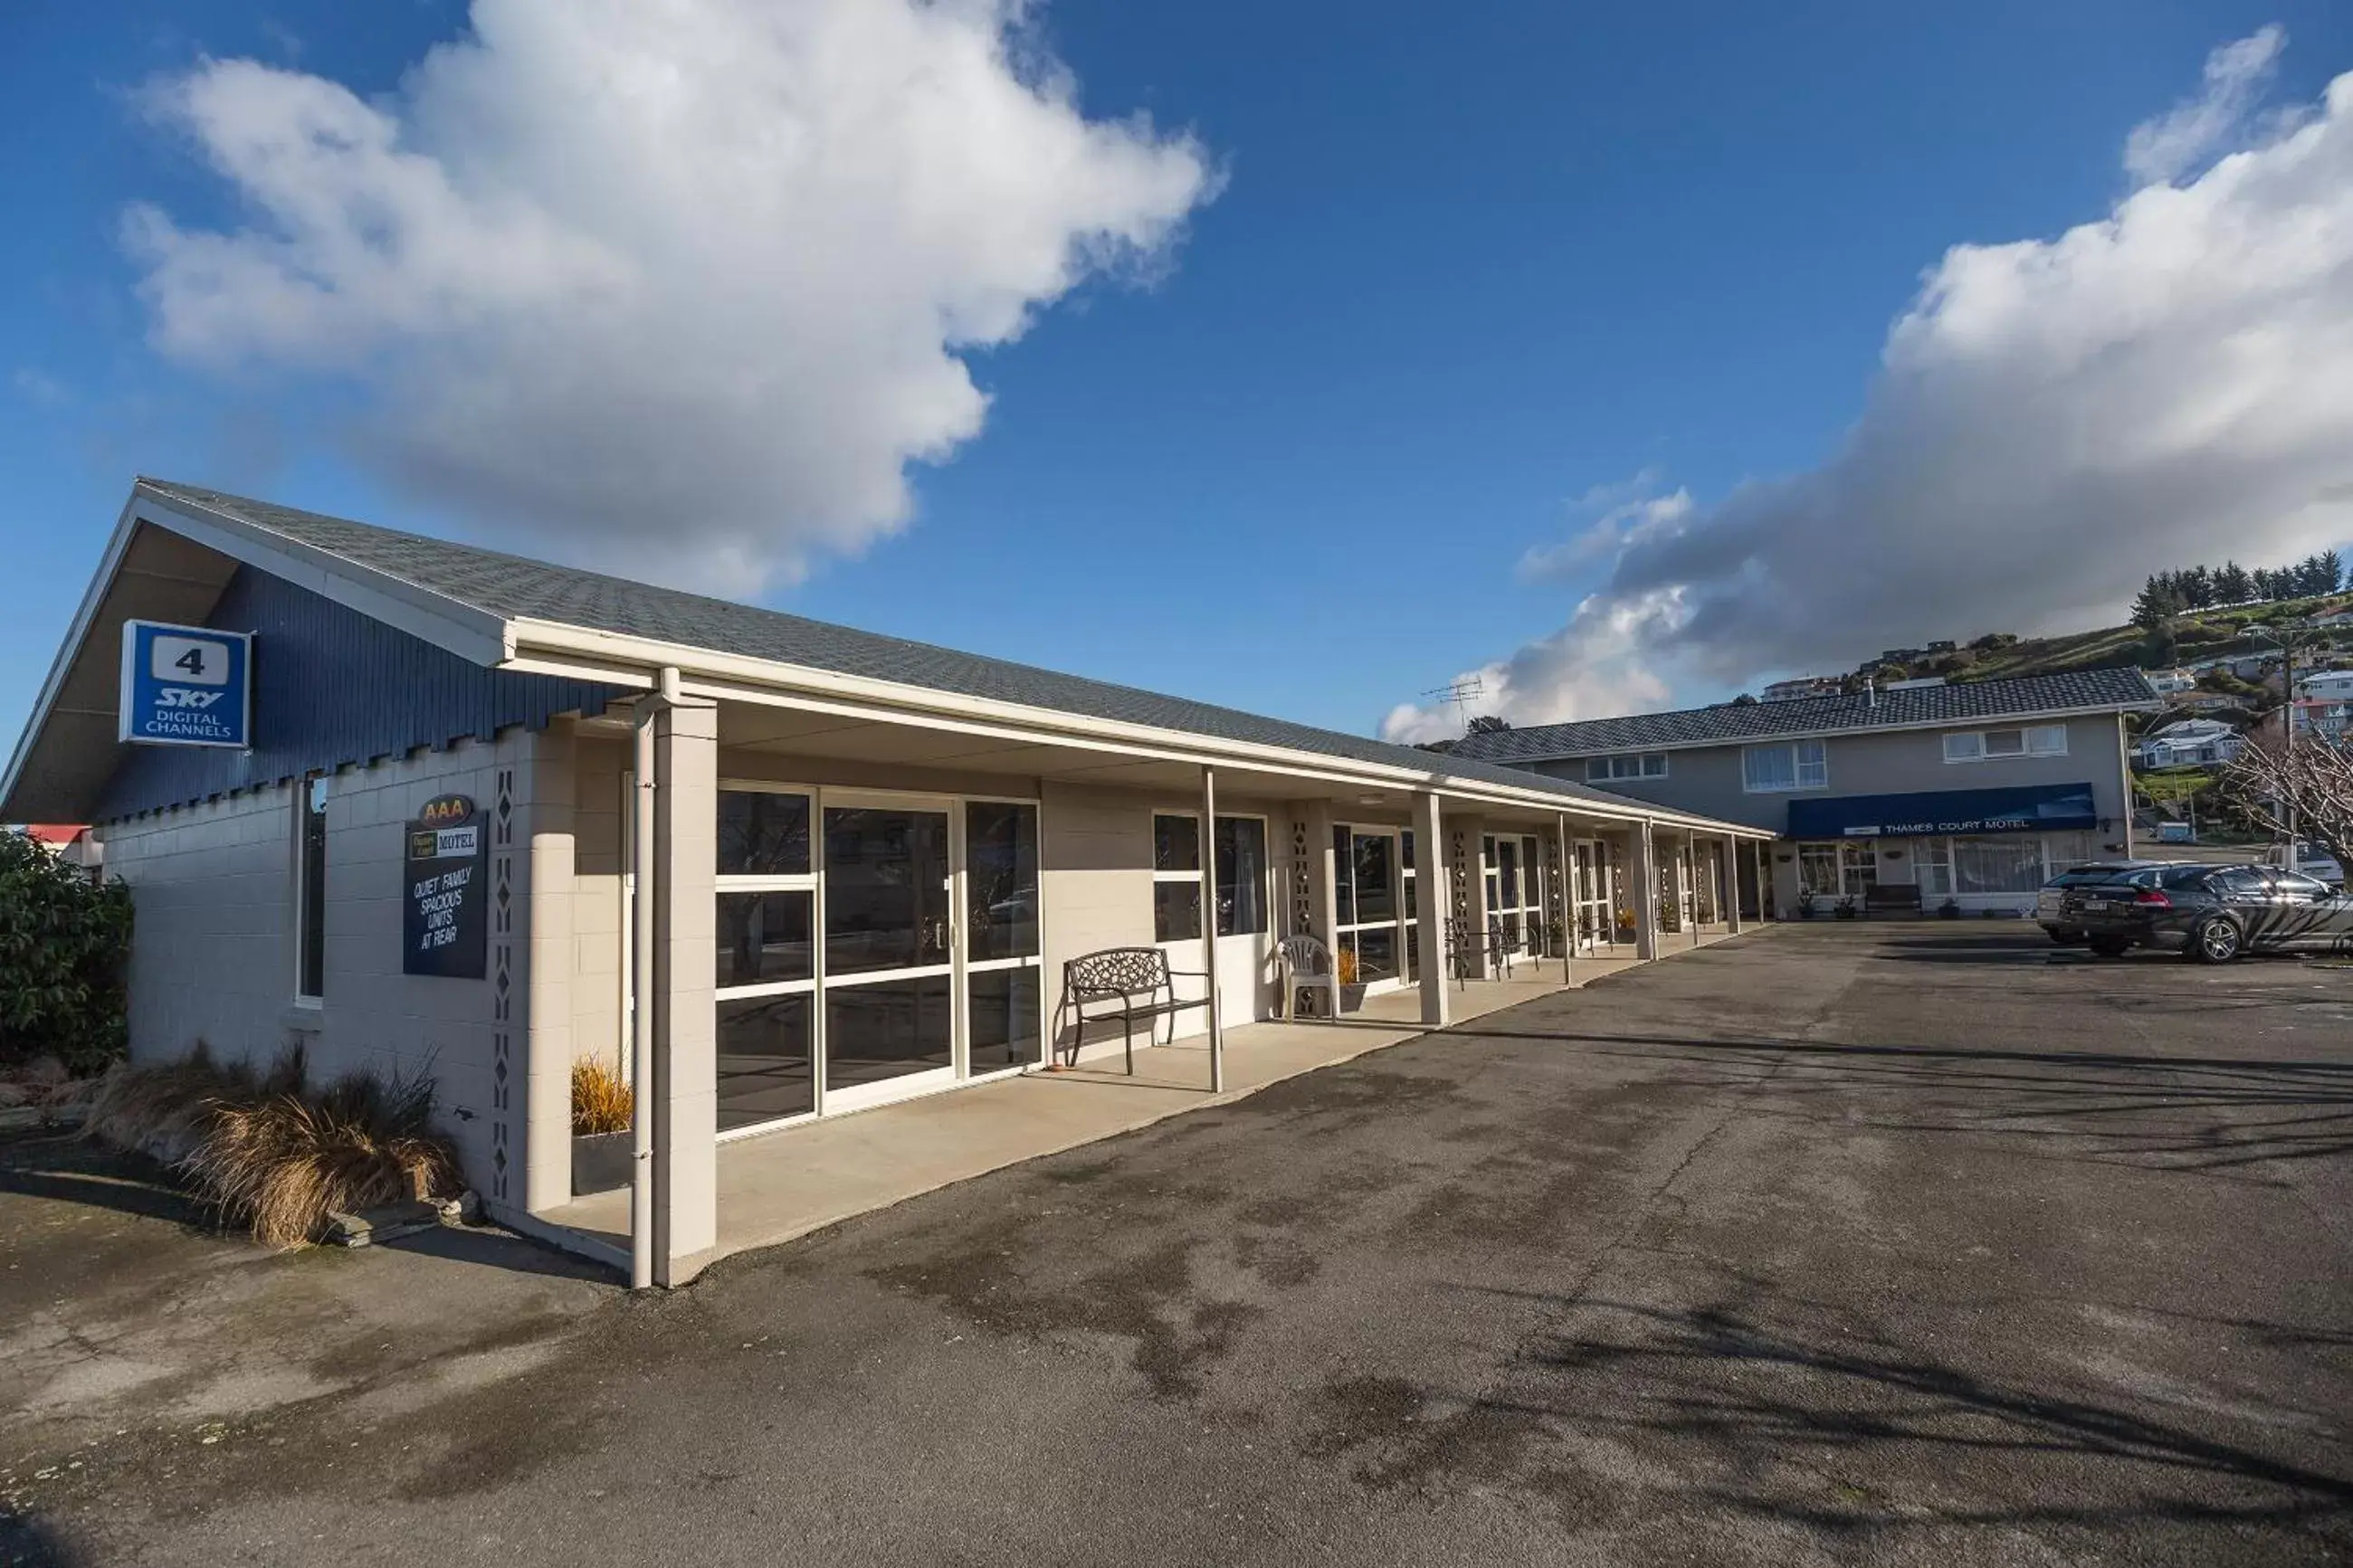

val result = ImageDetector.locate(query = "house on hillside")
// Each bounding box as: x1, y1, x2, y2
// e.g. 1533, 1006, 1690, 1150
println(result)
2134, 718, 2243, 769
2145, 668, 2196, 696
1761, 676, 1842, 703
1450, 670, 2159, 917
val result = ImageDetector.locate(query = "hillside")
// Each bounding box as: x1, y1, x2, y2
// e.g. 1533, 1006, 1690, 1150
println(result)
1856, 589, 2353, 689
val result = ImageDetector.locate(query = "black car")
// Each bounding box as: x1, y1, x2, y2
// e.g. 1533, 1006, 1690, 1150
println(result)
2036, 860, 2166, 945
2061, 862, 2353, 962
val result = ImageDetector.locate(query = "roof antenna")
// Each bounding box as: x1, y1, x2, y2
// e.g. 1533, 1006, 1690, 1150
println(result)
1865, 675, 1876, 708
1424, 676, 1486, 729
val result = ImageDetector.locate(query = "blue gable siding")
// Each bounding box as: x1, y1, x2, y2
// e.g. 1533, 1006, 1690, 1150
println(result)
100, 565, 624, 821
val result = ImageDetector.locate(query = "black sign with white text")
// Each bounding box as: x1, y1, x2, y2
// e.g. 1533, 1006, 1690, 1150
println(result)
403, 793, 488, 979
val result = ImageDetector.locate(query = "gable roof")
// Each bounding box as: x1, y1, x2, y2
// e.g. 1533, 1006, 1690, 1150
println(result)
4, 480, 1765, 833
1451, 668, 2160, 765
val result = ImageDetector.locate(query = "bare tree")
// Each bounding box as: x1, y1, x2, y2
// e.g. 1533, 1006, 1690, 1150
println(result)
2220, 733, 2353, 871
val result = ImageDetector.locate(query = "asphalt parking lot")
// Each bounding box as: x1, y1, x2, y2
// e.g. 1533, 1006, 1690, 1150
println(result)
6, 921, 2348, 1566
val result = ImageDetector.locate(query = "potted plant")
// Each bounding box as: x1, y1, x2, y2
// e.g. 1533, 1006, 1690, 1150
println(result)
1336, 944, 1367, 1012
1796, 889, 1818, 920
1938, 897, 1961, 919
571, 1057, 634, 1196
1833, 894, 1858, 920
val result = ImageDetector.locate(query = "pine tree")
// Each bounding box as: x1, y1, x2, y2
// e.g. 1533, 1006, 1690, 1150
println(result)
2313, 548, 2345, 596
2130, 576, 2181, 630
2215, 560, 2253, 603
2180, 565, 2215, 608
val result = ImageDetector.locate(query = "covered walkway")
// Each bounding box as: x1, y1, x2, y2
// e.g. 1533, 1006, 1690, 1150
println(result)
542, 927, 1743, 1272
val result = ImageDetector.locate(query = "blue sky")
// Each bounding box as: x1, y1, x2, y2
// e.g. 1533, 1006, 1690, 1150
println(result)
5, 1, 2350, 755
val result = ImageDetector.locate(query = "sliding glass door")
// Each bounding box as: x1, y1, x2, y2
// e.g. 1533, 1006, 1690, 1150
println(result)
708, 784, 1043, 1136
1336, 826, 1405, 991
822, 795, 957, 1108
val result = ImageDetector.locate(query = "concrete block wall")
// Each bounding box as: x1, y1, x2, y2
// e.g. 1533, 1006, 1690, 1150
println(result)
101, 782, 304, 1068
98, 727, 562, 1216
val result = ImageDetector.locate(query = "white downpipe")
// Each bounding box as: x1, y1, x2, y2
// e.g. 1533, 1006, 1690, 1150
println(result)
628, 665, 683, 1291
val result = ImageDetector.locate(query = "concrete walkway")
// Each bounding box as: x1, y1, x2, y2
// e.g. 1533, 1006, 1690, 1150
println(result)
543, 927, 1741, 1273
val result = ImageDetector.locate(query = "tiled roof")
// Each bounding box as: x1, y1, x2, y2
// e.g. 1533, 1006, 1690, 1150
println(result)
1451, 669, 2160, 764
135, 481, 1674, 818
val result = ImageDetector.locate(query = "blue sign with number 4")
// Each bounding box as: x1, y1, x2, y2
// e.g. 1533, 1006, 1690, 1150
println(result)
118, 620, 252, 749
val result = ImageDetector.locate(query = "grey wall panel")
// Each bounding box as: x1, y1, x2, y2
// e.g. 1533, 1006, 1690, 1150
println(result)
100, 565, 623, 821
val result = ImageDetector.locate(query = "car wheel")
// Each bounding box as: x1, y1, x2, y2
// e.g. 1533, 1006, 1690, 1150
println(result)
2087, 936, 2131, 958
2189, 917, 2243, 965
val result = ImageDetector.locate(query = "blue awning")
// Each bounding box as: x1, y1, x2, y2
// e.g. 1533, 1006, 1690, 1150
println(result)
1786, 782, 2100, 840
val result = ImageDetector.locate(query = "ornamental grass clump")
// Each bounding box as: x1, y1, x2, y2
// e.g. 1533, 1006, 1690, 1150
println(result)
183, 1067, 459, 1249
86, 1043, 462, 1249
570, 1056, 633, 1136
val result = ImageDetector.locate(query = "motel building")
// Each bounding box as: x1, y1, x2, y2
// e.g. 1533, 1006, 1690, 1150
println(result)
3, 481, 1773, 1285
1452, 669, 2161, 917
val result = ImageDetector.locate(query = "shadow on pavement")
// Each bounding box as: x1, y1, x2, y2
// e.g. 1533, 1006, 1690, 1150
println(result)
1440, 1027, 2353, 1174
1457, 1284, 2353, 1535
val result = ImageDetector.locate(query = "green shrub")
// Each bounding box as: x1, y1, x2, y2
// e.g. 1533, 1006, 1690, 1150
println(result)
0, 831, 133, 1075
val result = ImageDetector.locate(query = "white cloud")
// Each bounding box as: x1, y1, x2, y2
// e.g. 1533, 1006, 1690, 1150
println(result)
1516, 482, 1691, 583
1386, 30, 2353, 743
125, 0, 1215, 589
2124, 24, 2287, 185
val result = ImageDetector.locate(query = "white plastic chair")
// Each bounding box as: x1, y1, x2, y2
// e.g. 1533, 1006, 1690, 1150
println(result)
1276, 935, 1339, 1021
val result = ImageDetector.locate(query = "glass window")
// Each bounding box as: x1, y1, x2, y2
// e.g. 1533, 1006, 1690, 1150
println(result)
966, 802, 1040, 962
1796, 740, 1827, 789
1332, 825, 1354, 925
719, 790, 811, 876
1984, 728, 2026, 757
967, 967, 1042, 1071
1642, 754, 1669, 778
2269, 872, 2330, 898
1214, 816, 1268, 936
1919, 838, 1953, 898
1154, 814, 1199, 873
2158, 866, 2217, 891
1953, 836, 2045, 894
1352, 832, 1396, 923
2211, 869, 2267, 897
1798, 843, 1841, 895
823, 806, 950, 975
716, 993, 814, 1130
2027, 725, 2069, 755
1154, 882, 1202, 943
716, 891, 814, 990
2042, 831, 2097, 871
1744, 745, 1796, 792
298, 774, 328, 1001
826, 974, 953, 1090
1587, 754, 1669, 781
1943, 732, 1984, 763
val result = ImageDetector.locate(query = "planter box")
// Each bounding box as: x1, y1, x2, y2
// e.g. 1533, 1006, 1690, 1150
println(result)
572, 1130, 634, 1196
1338, 983, 1368, 1014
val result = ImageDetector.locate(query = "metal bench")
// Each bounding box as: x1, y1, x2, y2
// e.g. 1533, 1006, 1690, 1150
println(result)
1062, 947, 1212, 1075
1863, 884, 1921, 917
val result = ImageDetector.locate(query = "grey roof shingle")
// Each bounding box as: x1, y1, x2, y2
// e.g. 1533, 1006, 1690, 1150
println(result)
1449, 668, 2161, 764
137, 480, 1685, 820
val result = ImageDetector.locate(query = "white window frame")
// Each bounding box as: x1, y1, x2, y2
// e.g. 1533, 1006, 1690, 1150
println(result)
702, 780, 1046, 1140
1742, 739, 1828, 794
1943, 723, 2068, 763
1152, 809, 1273, 944
1585, 753, 1670, 782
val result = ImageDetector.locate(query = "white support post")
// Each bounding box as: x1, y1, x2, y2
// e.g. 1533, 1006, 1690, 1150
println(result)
652, 678, 719, 1288
1725, 835, 1745, 935
1691, 831, 1703, 946
1556, 812, 1574, 986
1415, 791, 1449, 1027
629, 697, 657, 1291
1200, 765, 1224, 1093
1633, 823, 1660, 961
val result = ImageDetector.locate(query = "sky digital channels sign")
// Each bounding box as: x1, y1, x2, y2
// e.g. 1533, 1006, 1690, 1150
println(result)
118, 620, 252, 748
